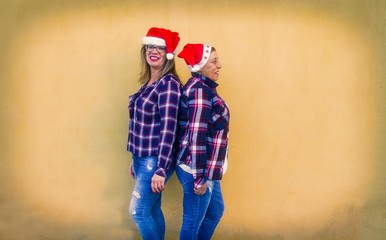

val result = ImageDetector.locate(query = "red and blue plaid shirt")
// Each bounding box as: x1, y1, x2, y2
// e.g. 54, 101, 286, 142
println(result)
176, 73, 230, 189
127, 73, 181, 177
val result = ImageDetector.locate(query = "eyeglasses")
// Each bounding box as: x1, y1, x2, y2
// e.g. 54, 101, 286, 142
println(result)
145, 45, 167, 53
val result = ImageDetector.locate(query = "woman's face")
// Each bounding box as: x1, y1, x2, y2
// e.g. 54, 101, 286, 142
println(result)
199, 51, 222, 81
145, 45, 167, 70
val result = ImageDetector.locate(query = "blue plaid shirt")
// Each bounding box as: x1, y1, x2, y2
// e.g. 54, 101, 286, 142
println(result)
176, 73, 230, 189
127, 73, 181, 177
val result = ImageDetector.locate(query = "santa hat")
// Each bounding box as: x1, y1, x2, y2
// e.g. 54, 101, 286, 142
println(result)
177, 43, 212, 72
142, 27, 180, 60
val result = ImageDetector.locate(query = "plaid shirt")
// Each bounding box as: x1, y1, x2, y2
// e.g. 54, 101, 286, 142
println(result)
127, 73, 181, 177
176, 73, 230, 189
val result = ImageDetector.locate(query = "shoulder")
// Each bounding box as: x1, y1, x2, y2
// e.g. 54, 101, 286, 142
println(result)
184, 77, 210, 93
159, 73, 181, 87
184, 79, 212, 100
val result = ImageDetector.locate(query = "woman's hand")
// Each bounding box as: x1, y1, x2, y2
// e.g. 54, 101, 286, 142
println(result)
194, 182, 207, 195
151, 174, 166, 193
129, 163, 135, 179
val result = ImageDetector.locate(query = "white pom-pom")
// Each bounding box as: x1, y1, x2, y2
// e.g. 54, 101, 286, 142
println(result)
166, 53, 174, 60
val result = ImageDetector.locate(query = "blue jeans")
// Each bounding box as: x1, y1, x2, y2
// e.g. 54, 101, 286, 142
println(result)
129, 155, 174, 240
176, 165, 224, 240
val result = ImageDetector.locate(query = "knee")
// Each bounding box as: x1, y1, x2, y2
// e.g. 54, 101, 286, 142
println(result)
219, 201, 225, 216
211, 201, 225, 222
129, 190, 147, 221
215, 205, 224, 221
129, 204, 150, 223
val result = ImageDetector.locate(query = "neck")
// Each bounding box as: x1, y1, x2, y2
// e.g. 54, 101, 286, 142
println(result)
148, 69, 162, 86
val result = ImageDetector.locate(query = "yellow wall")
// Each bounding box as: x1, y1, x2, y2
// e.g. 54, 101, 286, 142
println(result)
1, 0, 385, 239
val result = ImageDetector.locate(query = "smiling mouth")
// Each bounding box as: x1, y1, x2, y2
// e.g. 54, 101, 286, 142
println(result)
149, 55, 160, 61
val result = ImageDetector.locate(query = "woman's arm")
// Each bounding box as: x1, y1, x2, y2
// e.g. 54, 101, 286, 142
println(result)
188, 87, 212, 190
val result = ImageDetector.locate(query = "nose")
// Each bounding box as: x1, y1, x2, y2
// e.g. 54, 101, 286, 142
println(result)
217, 61, 222, 69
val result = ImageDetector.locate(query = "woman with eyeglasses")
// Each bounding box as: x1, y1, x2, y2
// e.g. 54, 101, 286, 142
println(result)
176, 43, 230, 239
127, 27, 181, 240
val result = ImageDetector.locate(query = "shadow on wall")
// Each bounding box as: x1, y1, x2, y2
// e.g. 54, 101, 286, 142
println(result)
1, 0, 385, 239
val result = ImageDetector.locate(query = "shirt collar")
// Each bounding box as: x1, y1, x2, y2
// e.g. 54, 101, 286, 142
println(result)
140, 75, 163, 93
192, 72, 218, 89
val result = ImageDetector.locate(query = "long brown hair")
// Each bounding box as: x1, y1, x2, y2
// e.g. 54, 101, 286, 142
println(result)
138, 45, 181, 85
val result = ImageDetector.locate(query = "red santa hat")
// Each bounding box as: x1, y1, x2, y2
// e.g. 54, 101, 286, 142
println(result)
142, 27, 180, 60
177, 43, 212, 72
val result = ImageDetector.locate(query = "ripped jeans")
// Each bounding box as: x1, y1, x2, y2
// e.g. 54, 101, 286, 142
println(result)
129, 155, 174, 240
176, 165, 224, 240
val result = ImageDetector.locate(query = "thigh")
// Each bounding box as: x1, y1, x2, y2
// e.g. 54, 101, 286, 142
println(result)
205, 181, 224, 219
130, 156, 159, 213
133, 155, 157, 178
176, 166, 211, 221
